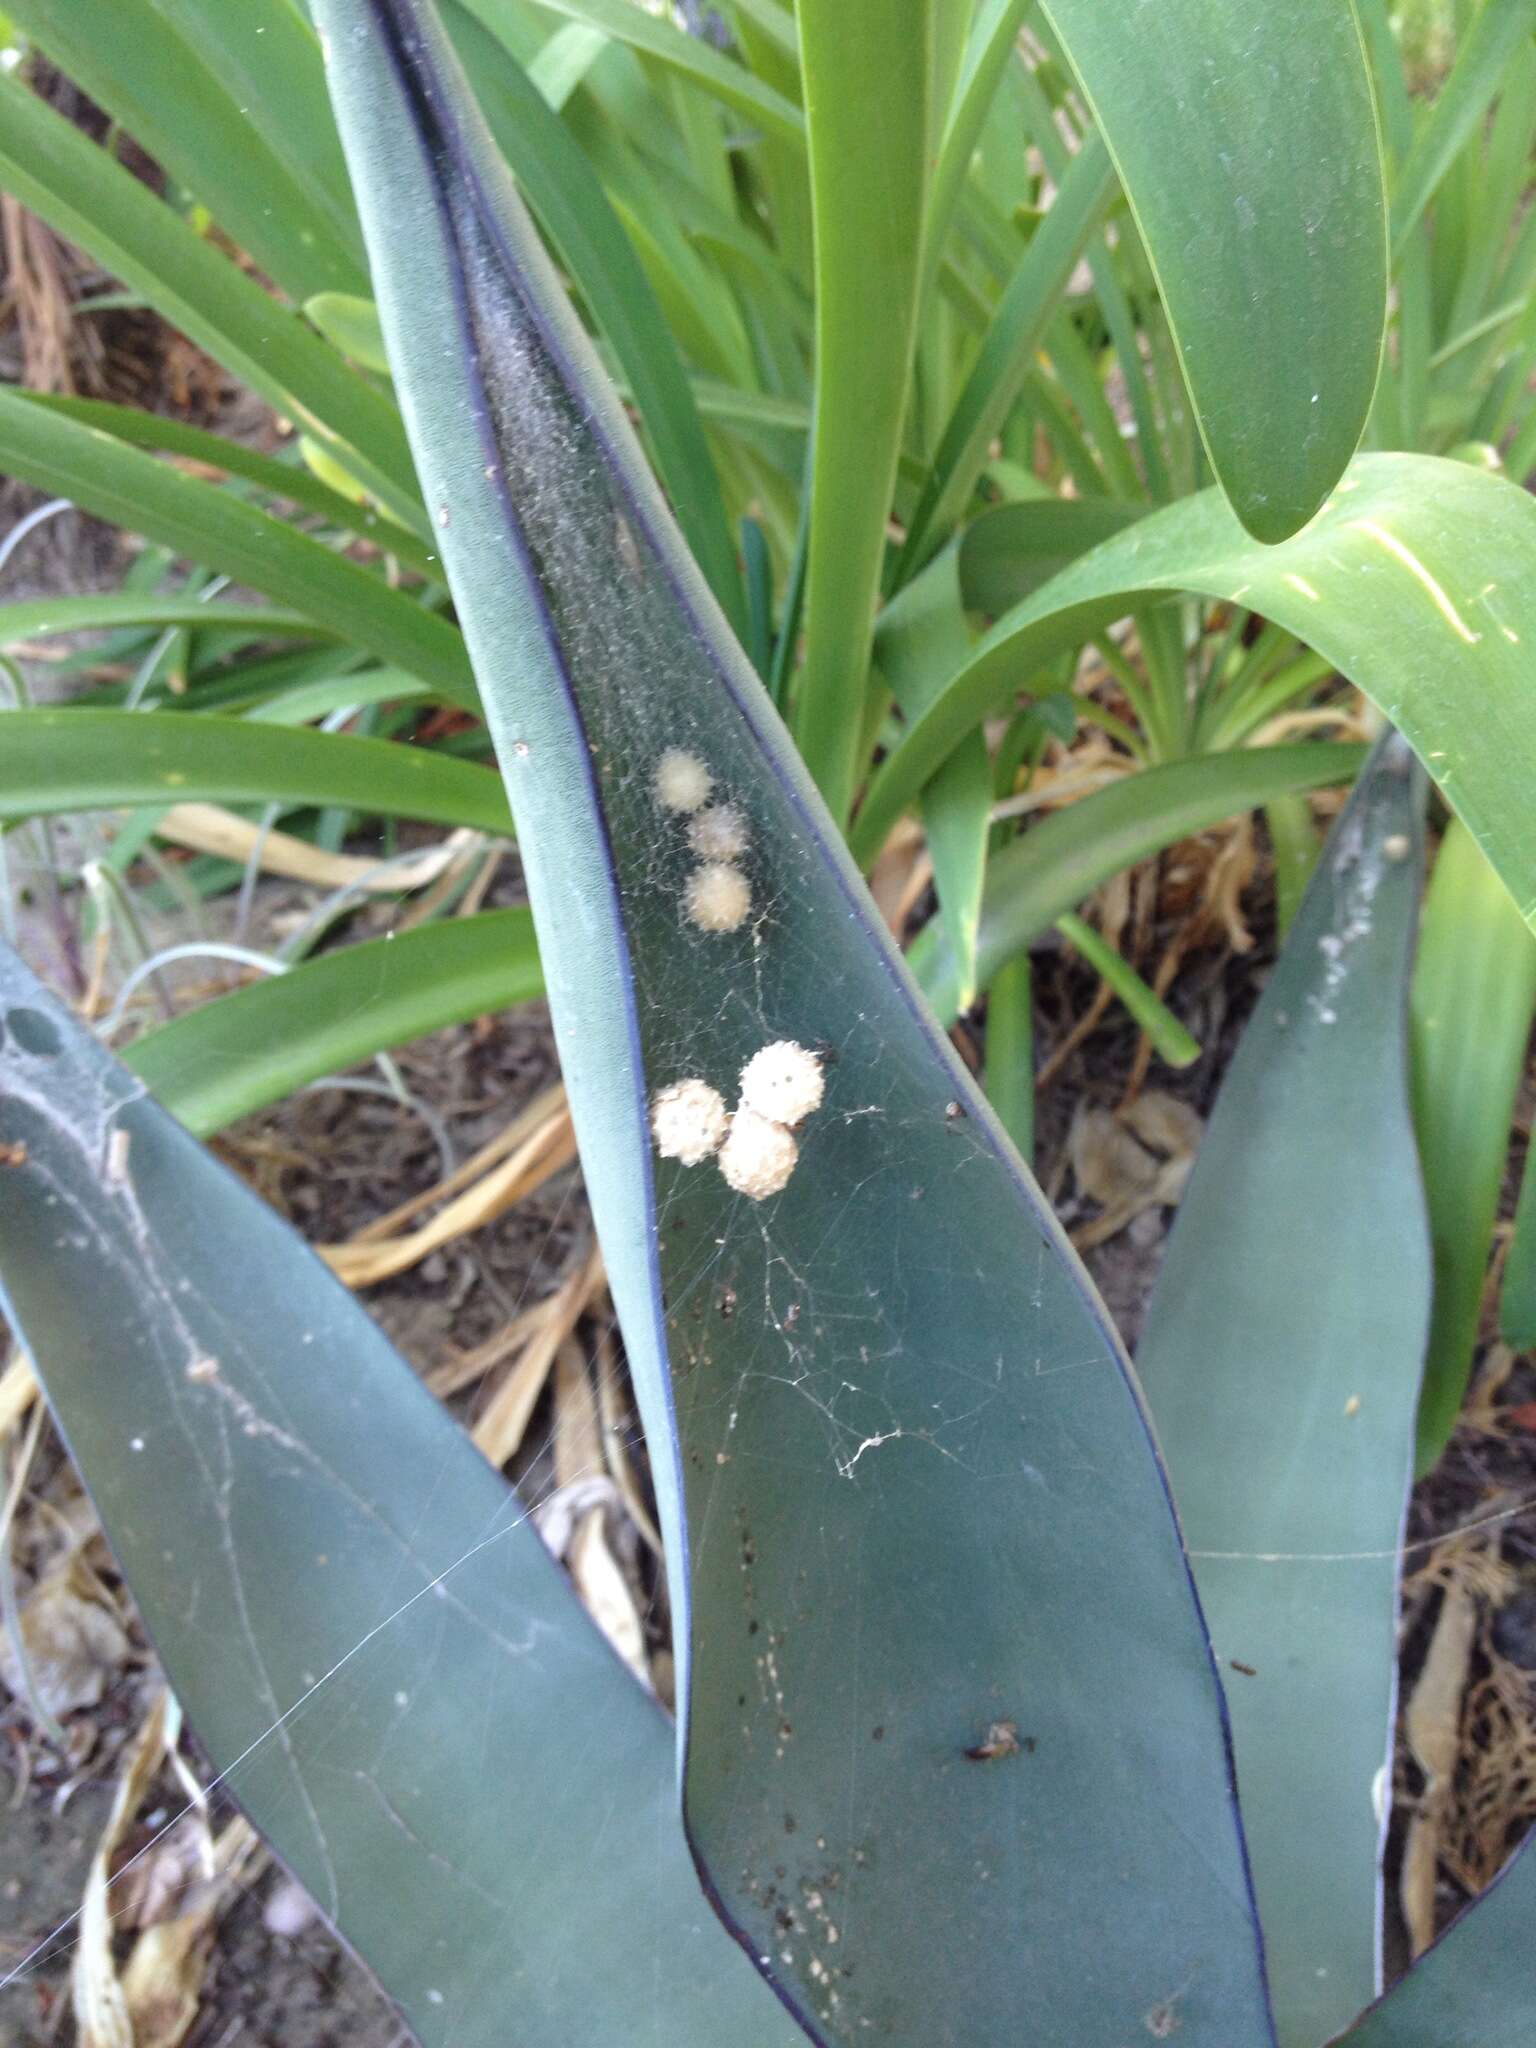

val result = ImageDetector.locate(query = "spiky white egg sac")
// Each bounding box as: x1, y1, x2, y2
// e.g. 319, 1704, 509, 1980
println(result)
739, 1040, 824, 1127
718, 1106, 798, 1200
684, 861, 751, 933
687, 803, 749, 863
653, 746, 712, 814
650, 1078, 728, 1165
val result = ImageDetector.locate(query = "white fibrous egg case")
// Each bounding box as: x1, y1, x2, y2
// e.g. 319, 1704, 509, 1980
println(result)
718, 1106, 798, 1201
687, 803, 749, 862
739, 1040, 824, 1127
684, 861, 751, 933
649, 1078, 728, 1165
652, 746, 713, 814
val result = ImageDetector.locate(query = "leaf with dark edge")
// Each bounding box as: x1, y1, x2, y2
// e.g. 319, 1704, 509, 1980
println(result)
0, 946, 804, 2048
314, 5, 1275, 2042
1331, 1832, 1536, 2043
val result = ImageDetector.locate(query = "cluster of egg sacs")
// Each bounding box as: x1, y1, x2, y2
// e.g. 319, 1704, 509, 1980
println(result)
652, 745, 754, 933
647, 747, 822, 1200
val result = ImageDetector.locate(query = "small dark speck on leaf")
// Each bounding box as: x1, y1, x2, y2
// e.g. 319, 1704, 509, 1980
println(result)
871, 1725, 884, 1742
1229, 1659, 1258, 1677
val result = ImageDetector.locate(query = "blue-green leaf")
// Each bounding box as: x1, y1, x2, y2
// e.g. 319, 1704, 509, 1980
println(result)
1138, 735, 1432, 2048
0, 947, 802, 2048
317, 6, 1275, 2041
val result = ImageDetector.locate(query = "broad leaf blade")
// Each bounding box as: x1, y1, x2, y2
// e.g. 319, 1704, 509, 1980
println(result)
1333, 1833, 1536, 2044
910, 744, 1367, 1023
435, 2, 747, 632
0, 392, 475, 707
0, 710, 512, 834
790, 0, 933, 820
6, 0, 368, 303
123, 909, 541, 1137
318, 5, 1275, 2042
855, 456, 1536, 936
0, 948, 803, 2048
0, 65, 417, 522
1409, 819, 1536, 1470
1040, 0, 1387, 541
1137, 736, 1432, 2048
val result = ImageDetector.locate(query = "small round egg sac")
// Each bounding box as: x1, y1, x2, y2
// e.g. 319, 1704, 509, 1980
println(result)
653, 747, 713, 814
739, 1040, 824, 1127
650, 1078, 728, 1165
718, 1107, 797, 1200
684, 861, 751, 933
687, 803, 750, 862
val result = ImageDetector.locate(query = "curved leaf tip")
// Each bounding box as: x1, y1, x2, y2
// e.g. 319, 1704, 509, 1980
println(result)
1042, 0, 1388, 541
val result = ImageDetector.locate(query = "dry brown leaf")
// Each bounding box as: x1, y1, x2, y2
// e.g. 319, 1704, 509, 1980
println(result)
0, 1351, 38, 1443
568, 1507, 649, 1685
1066, 1094, 1200, 1252
471, 1244, 605, 1470
1401, 1570, 1481, 1956
1068, 1104, 1160, 1208
428, 1295, 555, 1399
552, 1340, 604, 1492
0, 1554, 132, 1719
119, 1820, 262, 2048
152, 805, 473, 893
323, 1107, 577, 1287
1121, 1090, 1204, 1163
866, 818, 925, 935
1205, 814, 1258, 955
72, 1692, 171, 2048
595, 1328, 662, 1557
349, 1082, 567, 1244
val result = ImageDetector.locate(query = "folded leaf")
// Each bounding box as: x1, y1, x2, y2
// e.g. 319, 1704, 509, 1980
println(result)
1137, 735, 1432, 2048
1040, 0, 1386, 540
853, 455, 1536, 938
318, 5, 1275, 2040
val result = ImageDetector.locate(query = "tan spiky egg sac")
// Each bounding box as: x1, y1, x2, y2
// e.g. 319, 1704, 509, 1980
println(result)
653, 746, 712, 814
739, 1040, 824, 1128
718, 1106, 798, 1200
650, 1078, 728, 1166
687, 803, 749, 863
684, 861, 751, 933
